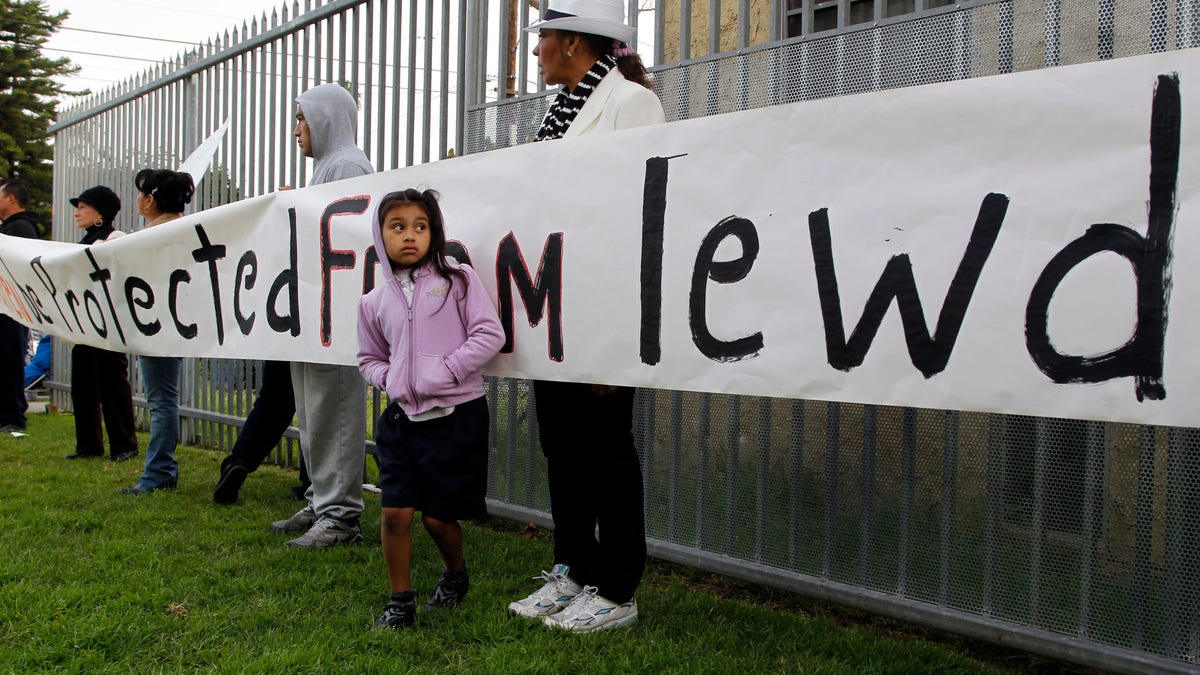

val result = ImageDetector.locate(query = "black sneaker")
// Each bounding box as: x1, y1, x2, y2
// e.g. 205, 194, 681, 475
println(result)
426, 569, 469, 610
213, 462, 248, 504
374, 595, 416, 630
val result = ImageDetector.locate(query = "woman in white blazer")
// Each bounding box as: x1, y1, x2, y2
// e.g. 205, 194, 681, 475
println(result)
506, 0, 665, 634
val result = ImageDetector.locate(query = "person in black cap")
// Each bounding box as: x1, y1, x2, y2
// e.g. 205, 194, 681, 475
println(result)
0, 179, 43, 433
65, 185, 139, 462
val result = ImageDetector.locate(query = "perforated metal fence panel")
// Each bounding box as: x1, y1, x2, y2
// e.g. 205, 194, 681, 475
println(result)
468, 2, 1200, 671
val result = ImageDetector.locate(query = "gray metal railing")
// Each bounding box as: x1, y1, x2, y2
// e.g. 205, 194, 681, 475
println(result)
48, 0, 1200, 672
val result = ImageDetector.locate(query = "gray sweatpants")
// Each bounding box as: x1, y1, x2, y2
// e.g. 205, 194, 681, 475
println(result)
291, 361, 366, 522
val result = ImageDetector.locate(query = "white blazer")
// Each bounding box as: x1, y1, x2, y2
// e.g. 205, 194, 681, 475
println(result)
563, 69, 666, 138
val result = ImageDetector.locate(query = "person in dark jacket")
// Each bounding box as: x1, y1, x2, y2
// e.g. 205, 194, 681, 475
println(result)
65, 186, 139, 461
212, 359, 309, 504
0, 179, 42, 432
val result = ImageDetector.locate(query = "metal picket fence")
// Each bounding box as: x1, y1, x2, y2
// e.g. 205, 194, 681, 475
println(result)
48, 0, 473, 464
48, 0, 1200, 671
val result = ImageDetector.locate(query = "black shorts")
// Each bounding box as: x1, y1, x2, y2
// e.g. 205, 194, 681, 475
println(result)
375, 396, 489, 521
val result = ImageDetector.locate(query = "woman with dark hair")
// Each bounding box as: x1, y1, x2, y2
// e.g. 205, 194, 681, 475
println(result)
506, 0, 665, 633
66, 186, 140, 462
119, 169, 195, 495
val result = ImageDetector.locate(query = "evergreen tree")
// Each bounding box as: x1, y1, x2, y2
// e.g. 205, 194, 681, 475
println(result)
0, 0, 82, 235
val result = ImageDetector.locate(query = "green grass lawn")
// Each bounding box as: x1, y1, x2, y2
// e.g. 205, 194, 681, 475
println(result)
0, 413, 1078, 673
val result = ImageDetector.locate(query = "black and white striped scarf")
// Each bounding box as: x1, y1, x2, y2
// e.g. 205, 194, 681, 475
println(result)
535, 54, 617, 141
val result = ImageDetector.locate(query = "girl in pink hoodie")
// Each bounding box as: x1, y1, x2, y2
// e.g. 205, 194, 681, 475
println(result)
356, 188, 504, 630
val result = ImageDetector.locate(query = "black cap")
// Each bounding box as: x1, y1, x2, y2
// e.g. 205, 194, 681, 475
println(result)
69, 186, 121, 224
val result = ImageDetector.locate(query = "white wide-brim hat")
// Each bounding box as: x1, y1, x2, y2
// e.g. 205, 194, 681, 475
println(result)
524, 0, 636, 45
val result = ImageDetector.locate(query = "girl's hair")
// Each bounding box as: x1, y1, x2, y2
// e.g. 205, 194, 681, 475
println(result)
575, 31, 653, 90
135, 168, 195, 214
376, 188, 466, 293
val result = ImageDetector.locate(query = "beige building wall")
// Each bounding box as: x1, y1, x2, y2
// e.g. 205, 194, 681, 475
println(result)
659, 0, 775, 63
656, 0, 1178, 73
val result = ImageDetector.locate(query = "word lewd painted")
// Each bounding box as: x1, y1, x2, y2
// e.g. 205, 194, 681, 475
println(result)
633, 72, 1179, 403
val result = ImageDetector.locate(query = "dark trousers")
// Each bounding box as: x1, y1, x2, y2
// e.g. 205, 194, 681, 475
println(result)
71, 344, 138, 458
533, 380, 646, 604
0, 316, 28, 428
222, 360, 300, 474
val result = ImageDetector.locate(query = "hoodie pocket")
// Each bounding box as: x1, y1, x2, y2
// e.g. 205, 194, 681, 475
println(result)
414, 352, 469, 401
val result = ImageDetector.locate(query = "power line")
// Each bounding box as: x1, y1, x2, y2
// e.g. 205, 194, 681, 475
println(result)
3, 18, 197, 45
42, 47, 161, 63
55, 25, 196, 46
56, 75, 120, 85
91, 0, 253, 22
54, 62, 157, 75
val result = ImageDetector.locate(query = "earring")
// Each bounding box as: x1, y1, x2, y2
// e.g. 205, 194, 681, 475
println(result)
94, 218, 102, 226
567, 50, 573, 58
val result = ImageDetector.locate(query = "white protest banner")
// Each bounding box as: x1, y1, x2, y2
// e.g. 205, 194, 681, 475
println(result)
2, 48, 1198, 427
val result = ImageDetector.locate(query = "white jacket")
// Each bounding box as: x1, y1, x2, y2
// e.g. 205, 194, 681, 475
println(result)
564, 69, 666, 137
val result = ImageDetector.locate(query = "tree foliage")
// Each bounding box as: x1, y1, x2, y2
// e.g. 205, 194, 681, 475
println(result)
0, 0, 83, 234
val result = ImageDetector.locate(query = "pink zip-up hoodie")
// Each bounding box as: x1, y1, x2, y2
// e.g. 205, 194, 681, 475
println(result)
356, 218, 504, 417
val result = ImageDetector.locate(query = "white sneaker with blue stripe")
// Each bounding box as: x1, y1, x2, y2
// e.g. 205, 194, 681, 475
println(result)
542, 585, 639, 633
508, 564, 582, 618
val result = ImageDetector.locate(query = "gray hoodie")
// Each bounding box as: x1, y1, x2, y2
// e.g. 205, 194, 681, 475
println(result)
297, 83, 375, 186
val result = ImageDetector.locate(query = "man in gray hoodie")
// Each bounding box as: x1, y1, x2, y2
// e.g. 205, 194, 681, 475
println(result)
270, 83, 374, 548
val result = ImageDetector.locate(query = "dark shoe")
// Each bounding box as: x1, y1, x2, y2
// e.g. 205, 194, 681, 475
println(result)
427, 568, 470, 610
0, 423, 25, 434
119, 479, 177, 495
373, 593, 416, 630
66, 451, 103, 460
213, 462, 248, 504
109, 451, 138, 462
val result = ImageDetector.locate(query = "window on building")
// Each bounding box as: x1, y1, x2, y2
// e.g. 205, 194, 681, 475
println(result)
785, 0, 961, 38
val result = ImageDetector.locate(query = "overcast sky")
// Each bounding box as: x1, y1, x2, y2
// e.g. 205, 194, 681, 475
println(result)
43, 0, 290, 99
